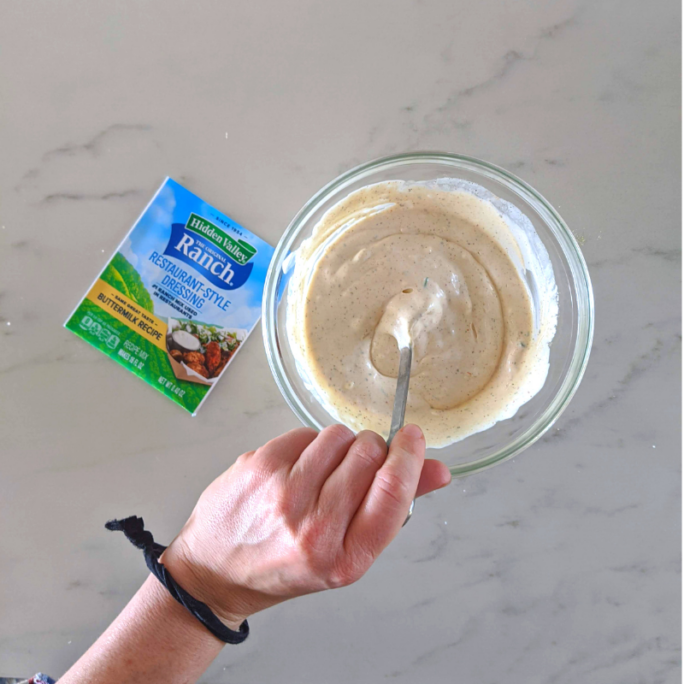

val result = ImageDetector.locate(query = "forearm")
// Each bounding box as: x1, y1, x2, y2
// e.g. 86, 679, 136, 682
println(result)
57, 425, 447, 682
59, 575, 224, 684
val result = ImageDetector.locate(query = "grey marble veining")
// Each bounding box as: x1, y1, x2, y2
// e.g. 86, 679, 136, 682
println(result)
0, 1, 679, 682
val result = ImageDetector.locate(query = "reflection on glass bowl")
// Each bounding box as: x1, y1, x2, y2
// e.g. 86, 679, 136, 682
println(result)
263, 153, 594, 476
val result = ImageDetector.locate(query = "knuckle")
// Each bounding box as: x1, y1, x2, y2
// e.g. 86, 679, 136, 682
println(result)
327, 571, 352, 589
290, 427, 319, 441
351, 434, 387, 469
327, 559, 367, 588
253, 442, 278, 464
260, 427, 316, 459
298, 517, 330, 553
277, 492, 299, 520
390, 438, 420, 461
252, 455, 280, 476
235, 450, 256, 464
375, 469, 411, 507
322, 424, 355, 445
297, 519, 374, 589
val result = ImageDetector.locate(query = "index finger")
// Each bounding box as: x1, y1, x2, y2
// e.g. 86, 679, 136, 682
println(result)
343, 424, 424, 556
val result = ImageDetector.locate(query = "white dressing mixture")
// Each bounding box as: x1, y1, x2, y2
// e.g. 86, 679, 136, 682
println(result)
287, 180, 557, 447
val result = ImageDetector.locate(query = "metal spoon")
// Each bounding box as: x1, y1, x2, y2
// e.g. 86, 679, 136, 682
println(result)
386, 344, 415, 526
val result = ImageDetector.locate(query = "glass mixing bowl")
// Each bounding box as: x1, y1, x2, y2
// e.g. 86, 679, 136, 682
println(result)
262, 153, 594, 476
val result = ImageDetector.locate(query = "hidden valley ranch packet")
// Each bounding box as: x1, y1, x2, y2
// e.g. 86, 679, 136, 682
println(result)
65, 178, 274, 415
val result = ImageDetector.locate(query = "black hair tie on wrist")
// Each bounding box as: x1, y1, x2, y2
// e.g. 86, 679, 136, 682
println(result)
105, 516, 249, 644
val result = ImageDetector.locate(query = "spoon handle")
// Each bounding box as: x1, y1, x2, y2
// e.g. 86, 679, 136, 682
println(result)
387, 345, 415, 526
387, 345, 412, 444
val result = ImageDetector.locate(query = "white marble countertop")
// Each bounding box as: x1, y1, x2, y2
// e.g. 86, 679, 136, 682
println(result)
0, 1, 680, 682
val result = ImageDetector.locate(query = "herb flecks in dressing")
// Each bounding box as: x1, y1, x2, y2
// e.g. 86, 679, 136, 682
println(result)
288, 180, 553, 447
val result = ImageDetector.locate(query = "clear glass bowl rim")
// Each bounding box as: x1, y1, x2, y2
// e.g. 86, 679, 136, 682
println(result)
263, 151, 595, 476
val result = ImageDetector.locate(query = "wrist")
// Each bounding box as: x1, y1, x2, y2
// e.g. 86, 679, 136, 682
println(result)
161, 540, 249, 630
139, 575, 228, 647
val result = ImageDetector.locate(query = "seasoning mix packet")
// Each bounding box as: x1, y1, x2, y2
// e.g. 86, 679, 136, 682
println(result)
65, 178, 274, 415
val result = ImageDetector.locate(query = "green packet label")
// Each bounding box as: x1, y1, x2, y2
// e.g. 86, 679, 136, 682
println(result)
65, 178, 274, 415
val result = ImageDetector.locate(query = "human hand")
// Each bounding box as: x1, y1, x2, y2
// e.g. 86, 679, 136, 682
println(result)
161, 425, 451, 628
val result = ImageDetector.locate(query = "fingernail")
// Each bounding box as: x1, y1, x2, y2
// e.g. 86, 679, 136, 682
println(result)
402, 424, 423, 441
441, 467, 453, 487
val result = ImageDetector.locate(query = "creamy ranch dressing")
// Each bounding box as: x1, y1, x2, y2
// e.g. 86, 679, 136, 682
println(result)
287, 180, 557, 447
